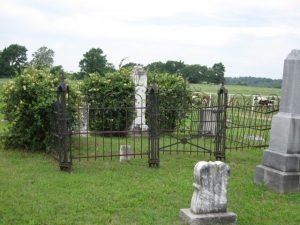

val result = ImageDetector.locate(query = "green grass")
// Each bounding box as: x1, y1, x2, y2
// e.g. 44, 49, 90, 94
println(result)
1, 147, 300, 225
190, 83, 281, 96
1, 81, 297, 225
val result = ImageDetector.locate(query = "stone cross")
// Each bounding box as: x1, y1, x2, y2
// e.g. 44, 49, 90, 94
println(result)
256, 49, 300, 193
180, 161, 236, 225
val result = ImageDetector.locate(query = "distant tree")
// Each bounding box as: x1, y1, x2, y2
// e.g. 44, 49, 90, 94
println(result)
121, 62, 137, 69
181, 64, 202, 83
147, 60, 226, 84
31, 46, 55, 68
147, 60, 185, 74
225, 76, 281, 88
212, 63, 225, 84
79, 48, 108, 75
50, 65, 64, 76
105, 62, 116, 73
147, 61, 166, 73
0, 44, 27, 77
165, 60, 185, 74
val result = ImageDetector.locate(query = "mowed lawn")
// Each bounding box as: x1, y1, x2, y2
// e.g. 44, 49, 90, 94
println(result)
1, 147, 300, 225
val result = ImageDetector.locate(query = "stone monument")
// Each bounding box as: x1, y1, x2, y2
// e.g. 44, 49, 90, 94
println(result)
180, 161, 236, 225
130, 65, 148, 132
255, 49, 300, 193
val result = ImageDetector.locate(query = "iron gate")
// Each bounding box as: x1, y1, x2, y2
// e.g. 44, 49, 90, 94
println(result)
157, 85, 227, 160
51, 80, 278, 171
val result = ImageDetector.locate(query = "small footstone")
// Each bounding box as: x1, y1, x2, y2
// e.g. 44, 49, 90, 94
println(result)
119, 145, 132, 162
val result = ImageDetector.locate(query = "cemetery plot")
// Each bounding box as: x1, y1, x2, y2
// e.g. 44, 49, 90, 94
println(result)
51, 77, 278, 171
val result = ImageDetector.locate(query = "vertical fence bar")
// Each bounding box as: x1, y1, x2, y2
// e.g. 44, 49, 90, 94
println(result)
148, 80, 160, 167
214, 84, 228, 161
57, 80, 72, 171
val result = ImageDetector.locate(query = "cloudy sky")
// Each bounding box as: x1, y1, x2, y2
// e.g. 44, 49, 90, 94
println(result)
1, 0, 300, 78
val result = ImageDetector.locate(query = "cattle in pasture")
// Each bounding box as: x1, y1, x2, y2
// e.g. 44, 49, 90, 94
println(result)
256, 96, 274, 107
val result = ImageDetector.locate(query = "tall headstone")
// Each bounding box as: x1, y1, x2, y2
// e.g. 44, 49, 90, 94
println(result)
255, 50, 300, 193
130, 66, 148, 132
180, 161, 236, 225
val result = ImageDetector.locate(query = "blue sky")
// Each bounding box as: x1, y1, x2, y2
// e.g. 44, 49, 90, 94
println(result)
1, 0, 300, 79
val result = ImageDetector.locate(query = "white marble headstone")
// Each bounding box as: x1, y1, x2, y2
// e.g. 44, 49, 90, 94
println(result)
191, 161, 230, 214
130, 66, 148, 132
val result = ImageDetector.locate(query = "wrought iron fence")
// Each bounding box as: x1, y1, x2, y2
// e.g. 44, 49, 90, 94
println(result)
225, 94, 279, 151
51, 80, 278, 171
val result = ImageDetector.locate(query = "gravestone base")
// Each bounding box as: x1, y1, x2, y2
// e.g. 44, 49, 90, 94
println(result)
255, 165, 300, 193
180, 209, 236, 225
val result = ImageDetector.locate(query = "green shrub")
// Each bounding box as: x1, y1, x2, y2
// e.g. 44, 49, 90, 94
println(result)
1, 67, 59, 151
1, 67, 81, 151
147, 73, 191, 131
81, 68, 135, 134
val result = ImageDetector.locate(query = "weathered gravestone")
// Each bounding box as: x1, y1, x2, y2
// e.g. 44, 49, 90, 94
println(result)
119, 145, 132, 162
79, 104, 89, 136
180, 161, 237, 225
130, 65, 148, 133
199, 108, 217, 137
255, 49, 300, 193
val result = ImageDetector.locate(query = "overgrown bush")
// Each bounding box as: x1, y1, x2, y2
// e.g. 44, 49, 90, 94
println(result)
1, 67, 81, 151
1, 67, 59, 151
81, 68, 135, 134
147, 73, 191, 131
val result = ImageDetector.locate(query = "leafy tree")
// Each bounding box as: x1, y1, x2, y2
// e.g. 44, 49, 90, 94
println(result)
31, 46, 54, 68
147, 61, 166, 73
146, 60, 226, 84
0, 44, 27, 77
31, 46, 55, 68
120, 62, 137, 69
181, 64, 203, 83
147, 60, 185, 74
165, 60, 185, 74
106, 62, 116, 73
50, 65, 64, 76
212, 63, 225, 84
79, 48, 108, 76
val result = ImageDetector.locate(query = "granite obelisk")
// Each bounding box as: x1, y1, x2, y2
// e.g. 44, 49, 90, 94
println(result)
255, 50, 300, 193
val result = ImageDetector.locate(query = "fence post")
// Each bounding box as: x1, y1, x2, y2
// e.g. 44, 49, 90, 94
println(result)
148, 80, 160, 167
215, 84, 228, 161
57, 80, 72, 171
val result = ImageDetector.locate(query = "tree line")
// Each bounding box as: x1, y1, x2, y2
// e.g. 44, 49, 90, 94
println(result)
225, 77, 282, 88
0, 44, 225, 84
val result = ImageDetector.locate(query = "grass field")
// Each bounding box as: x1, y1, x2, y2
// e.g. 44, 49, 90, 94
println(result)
1, 147, 300, 225
190, 83, 281, 96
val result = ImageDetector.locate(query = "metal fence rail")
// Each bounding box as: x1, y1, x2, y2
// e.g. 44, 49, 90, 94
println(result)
51, 80, 278, 171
